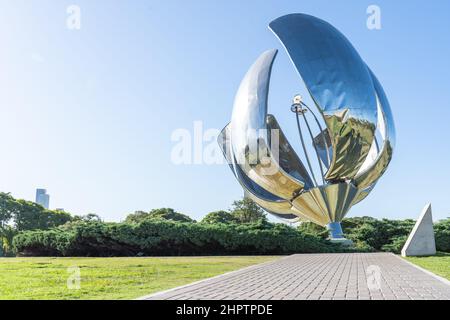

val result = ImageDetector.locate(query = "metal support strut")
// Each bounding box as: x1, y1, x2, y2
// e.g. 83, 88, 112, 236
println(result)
291, 95, 327, 186
292, 95, 318, 187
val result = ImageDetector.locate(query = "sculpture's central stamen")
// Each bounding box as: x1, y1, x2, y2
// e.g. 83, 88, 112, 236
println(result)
291, 95, 326, 186
291, 95, 318, 187
290, 94, 308, 114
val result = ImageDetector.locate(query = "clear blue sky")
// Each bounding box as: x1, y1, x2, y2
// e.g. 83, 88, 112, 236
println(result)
0, 0, 449, 222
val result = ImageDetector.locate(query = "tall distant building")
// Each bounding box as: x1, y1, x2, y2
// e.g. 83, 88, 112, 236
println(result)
35, 188, 50, 209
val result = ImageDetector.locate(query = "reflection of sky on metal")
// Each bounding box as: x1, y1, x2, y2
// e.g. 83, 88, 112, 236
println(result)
230, 49, 278, 167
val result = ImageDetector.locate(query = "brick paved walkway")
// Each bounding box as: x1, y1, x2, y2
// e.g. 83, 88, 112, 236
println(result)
142, 253, 450, 300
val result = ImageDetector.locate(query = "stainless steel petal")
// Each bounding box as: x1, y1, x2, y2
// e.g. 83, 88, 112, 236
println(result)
218, 124, 284, 202
243, 191, 307, 223
266, 114, 314, 188
292, 182, 360, 226
354, 68, 396, 189
219, 123, 313, 222
230, 49, 307, 199
317, 183, 359, 222
313, 129, 332, 169
290, 191, 330, 226
351, 183, 376, 206
217, 124, 234, 171
269, 13, 378, 181
355, 134, 380, 177
230, 49, 278, 166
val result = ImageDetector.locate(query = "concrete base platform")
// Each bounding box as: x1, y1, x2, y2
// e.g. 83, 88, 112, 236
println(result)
140, 253, 450, 300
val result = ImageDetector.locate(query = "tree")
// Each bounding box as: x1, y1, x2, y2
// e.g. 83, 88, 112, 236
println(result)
124, 211, 148, 223
0, 192, 72, 255
230, 198, 267, 224
12, 200, 72, 231
0, 193, 16, 255
201, 210, 235, 224
0, 225, 17, 255
74, 213, 102, 222
435, 218, 450, 252
0, 193, 16, 226
0, 193, 72, 231
341, 217, 416, 250
125, 208, 195, 223
297, 222, 328, 239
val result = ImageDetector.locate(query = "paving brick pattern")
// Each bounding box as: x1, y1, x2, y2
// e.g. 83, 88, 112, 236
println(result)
144, 253, 450, 300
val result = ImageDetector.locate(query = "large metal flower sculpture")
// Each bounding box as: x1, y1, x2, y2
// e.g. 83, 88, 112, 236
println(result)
218, 14, 395, 240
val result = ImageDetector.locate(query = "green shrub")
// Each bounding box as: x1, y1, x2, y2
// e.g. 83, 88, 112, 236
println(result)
295, 217, 450, 254
342, 217, 416, 251
297, 222, 328, 239
13, 220, 343, 257
381, 235, 408, 254
435, 219, 450, 252
125, 208, 195, 223
201, 211, 235, 224
12, 212, 450, 257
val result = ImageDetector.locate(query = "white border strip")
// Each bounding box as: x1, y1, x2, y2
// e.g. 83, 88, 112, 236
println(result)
136, 256, 289, 300
391, 253, 450, 287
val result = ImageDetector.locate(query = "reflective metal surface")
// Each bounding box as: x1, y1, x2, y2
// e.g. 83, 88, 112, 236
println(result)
313, 129, 332, 169
291, 183, 359, 226
230, 49, 308, 199
354, 68, 396, 190
266, 115, 313, 189
218, 13, 396, 238
244, 191, 306, 223
326, 222, 345, 239
218, 123, 309, 222
269, 13, 378, 181
218, 124, 284, 202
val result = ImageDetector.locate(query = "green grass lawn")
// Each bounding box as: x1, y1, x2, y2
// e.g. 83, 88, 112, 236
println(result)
404, 252, 450, 280
0, 256, 278, 300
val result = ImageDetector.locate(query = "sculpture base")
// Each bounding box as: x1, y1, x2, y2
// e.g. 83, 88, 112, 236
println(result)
326, 222, 353, 246
326, 222, 345, 238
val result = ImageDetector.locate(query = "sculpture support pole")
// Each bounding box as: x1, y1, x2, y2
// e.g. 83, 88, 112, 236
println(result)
326, 222, 344, 239
326, 222, 353, 246
294, 109, 318, 187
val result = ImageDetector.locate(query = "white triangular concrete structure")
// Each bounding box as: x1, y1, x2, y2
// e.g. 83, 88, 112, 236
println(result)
401, 204, 436, 257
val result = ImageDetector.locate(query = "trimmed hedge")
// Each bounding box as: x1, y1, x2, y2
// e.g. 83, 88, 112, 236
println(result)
299, 217, 450, 254
342, 217, 416, 253
13, 217, 450, 257
13, 220, 343, 257
435, 219, 450, 252
342, 217, 450, 254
